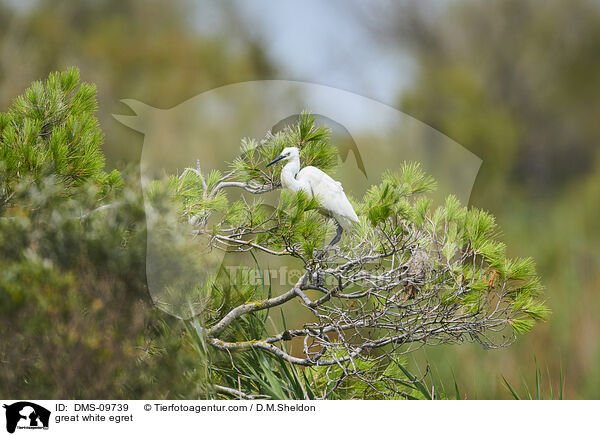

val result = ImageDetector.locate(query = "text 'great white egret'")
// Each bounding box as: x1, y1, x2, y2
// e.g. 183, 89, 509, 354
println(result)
267, 147, 359, 246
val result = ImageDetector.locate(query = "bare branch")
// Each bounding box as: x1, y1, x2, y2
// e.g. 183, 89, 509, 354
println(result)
207, 273, 309, 337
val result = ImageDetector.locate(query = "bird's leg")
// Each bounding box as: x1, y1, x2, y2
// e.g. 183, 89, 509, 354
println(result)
314, 218, 342, 264
327, 218, 344, 247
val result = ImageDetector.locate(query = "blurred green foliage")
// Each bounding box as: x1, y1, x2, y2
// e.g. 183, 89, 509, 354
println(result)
0, 0, 274, 163
0, 68, 208, 398
0, 170, 207, 398
398, 0, 600, 197
378, 0, 600, 398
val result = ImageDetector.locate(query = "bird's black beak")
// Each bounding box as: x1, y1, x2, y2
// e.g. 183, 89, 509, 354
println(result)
266, 154, 285, 168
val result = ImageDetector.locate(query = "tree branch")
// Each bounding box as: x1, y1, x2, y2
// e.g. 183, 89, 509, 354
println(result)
207, 273, 309, 337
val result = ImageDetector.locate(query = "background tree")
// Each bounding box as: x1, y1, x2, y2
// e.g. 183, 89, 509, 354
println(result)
357, 0, 600, 398
0, 0, 274, 164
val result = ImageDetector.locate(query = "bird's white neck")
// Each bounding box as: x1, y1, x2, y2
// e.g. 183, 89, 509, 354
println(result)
280, 156, 304, 192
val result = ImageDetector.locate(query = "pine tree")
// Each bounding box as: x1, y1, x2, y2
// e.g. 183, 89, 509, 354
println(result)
0, 68, 120, 204
163, 112, 549, 399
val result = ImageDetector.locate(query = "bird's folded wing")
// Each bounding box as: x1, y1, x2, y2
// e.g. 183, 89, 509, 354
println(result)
298, 166, 359, 224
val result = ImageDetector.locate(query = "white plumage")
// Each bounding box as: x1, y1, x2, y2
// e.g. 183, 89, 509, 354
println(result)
267, 147, 359, 245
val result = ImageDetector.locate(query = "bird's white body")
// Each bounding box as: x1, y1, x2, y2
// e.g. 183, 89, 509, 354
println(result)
275, 147, 359, 231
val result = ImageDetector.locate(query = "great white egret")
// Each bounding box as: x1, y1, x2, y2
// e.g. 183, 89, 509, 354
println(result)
267, 147, 359, 246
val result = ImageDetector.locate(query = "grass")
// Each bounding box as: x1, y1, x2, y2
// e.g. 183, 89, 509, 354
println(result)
501, 359, 564, 400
